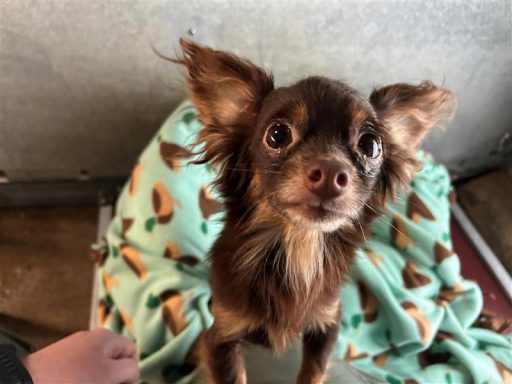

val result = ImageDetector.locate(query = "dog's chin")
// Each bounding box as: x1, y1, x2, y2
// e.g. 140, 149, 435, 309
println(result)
282, 204, 349, 233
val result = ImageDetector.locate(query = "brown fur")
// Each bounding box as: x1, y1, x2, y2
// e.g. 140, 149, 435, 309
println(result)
170, 39, 456, 383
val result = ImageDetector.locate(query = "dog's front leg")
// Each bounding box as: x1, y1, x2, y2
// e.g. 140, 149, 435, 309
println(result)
201, 323, 247, 384
297, 320, 340, 384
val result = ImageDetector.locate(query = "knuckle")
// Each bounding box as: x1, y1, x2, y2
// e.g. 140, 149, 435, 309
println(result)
127, 361, 140, 381
112, 360, 139, 383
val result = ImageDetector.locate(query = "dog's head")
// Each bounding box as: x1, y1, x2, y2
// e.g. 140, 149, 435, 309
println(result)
175, 39, 456, 232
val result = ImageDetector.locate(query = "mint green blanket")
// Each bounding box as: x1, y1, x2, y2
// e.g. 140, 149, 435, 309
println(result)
97, 101, 512, 384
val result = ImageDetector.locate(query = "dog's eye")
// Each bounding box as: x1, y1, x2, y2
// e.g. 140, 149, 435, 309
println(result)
358, 133, 381, 159
266, 123, 292, 149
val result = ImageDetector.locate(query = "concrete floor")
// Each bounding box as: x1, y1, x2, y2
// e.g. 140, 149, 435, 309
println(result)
0, 206, 97, 348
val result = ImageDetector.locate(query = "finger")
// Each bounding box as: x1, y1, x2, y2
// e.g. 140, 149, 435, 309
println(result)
108, 335, 137, 359
110, 357, 139, 384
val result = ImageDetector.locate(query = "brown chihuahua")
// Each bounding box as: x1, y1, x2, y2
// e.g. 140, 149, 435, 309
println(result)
172, 39, 456, 384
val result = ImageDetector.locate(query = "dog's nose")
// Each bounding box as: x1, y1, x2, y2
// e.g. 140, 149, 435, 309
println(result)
305, 160, 349, 199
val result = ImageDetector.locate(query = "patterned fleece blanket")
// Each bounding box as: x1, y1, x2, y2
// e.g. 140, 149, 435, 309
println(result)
96, 101, 512, 384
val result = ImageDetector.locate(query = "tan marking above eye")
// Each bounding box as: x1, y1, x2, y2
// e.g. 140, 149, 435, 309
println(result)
351, 105, 371, 127
289, 102, 308, 127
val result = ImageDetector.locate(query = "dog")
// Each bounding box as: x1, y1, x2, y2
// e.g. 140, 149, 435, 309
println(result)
171, 39, 456, 384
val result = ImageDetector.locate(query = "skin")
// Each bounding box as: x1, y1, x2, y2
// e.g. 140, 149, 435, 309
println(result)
23, 328, 139, 384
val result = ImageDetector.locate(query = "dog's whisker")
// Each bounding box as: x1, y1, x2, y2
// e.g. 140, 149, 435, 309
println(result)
359, 201, 415, 245
356, 218, 367, 244
363, 202, 379, 215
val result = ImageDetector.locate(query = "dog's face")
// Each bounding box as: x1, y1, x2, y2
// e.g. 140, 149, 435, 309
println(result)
174, 40, 456, 232
248, 78, 385, 231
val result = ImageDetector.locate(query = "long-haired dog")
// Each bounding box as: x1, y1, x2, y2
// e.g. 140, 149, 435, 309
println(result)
171, 39, 456, 384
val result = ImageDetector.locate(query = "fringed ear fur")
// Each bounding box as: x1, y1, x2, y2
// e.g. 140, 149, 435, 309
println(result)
370, 81, 457, 195
173, 39, 274, 166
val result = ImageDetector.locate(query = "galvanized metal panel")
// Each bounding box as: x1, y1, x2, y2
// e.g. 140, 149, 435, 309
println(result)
1, 0, 510, 181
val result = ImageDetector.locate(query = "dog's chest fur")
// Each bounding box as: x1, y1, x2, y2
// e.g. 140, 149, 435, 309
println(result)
209, 207, 356, 353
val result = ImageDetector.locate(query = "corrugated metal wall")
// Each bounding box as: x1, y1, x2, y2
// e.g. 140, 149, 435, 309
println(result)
1, 0, 511, 181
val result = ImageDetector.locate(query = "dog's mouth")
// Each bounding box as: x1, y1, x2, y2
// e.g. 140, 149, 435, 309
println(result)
286, 203, 342, 221
280, 201, 350, 232
270, 185, 359, 232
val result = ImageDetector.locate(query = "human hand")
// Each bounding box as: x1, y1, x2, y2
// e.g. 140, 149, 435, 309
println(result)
23, 328, 139, 384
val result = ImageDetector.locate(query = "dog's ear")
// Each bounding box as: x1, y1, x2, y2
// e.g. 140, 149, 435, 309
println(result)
175, 39, 274, 164
370, 81, 456, 149
370, 81, 457, 192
